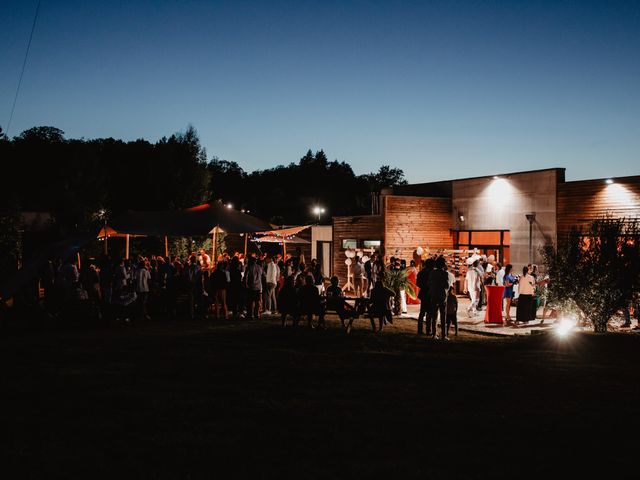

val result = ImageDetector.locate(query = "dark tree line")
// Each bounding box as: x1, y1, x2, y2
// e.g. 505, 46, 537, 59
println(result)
0, 125, 407, 234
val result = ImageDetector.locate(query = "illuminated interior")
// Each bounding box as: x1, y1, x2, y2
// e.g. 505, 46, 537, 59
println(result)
454, 230, 510, 264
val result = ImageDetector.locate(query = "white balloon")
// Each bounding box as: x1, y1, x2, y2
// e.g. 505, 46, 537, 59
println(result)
361, 255, 370, 263
416, 246, 424, 255
345, 258, 352, 266
345, 249, 356, 258
356, 250, 363, 257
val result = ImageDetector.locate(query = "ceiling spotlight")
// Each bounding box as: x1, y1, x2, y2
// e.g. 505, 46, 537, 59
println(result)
605, 178, 614, 184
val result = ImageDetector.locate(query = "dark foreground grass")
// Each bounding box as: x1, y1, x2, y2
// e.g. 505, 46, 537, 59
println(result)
1, 314, 639, 479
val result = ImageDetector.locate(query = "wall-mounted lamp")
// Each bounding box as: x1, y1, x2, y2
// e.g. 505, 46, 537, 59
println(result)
459, 214, 465, 222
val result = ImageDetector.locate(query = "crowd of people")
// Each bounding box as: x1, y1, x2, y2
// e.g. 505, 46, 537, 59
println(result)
33, 249, 328, 324
19, 246, 637, 334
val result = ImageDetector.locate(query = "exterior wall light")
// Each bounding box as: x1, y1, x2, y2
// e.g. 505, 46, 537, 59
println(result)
605, 179, 614, 184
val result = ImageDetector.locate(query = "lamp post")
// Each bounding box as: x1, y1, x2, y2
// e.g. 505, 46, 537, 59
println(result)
526, 212, 536, 264
313, 206, 325, 224
97, 208, 108, 255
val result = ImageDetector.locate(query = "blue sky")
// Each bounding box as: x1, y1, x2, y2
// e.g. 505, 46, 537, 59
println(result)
1, 0, 639, 182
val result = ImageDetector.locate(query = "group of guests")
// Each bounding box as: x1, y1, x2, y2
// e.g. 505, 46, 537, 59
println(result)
414, 256, 459, 340
462, 258, 552, 326
36, 249, 326, 324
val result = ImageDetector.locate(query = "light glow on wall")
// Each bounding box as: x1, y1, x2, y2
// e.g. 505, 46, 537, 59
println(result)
598, 183, 640, 212
485, 177, 517, 202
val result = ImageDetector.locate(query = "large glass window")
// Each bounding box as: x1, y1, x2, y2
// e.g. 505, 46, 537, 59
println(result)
342, 238, 357, 249
455, 229, 510, 264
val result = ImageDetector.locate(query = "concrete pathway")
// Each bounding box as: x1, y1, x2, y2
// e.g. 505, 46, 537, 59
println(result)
398, 296, 558, 337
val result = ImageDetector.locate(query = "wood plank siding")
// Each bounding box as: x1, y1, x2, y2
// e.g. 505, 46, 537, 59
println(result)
332, 215, 384, 283
384, 196, 454, 262
557, 176, 640, 236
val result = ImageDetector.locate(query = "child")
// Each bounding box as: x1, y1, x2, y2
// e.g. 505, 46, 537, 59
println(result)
446, 286, 458, 336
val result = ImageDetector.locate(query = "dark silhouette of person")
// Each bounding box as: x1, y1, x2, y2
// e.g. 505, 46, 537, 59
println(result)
416, 257, 435, 335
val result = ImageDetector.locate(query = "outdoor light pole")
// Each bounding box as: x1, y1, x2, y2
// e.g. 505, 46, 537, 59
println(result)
526, 212, 536, 264
313, 205, 325, 224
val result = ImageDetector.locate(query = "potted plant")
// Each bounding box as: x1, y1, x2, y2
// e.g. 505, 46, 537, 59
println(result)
382, 267, 417, 315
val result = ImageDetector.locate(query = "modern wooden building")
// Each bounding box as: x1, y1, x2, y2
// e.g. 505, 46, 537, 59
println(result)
333, 168, 640, 286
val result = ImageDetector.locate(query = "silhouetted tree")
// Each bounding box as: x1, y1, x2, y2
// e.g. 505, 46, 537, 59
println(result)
543, 217, 640, 332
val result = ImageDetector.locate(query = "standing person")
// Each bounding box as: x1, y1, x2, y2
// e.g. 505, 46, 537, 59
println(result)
60, 257, 80, 301
310, 258, 324, 293
134, 259, 151, 320
368, 280, 395, 333
446, 286, 458, 336
364, 255, 373, 296
503, 264, 516, 325
81, 261, 102, 319
228, 256, 244, 319
185, 255, 202, 320
113, 258, 128, 296
515, 266, 536, 325
406, 260, 420, 305
428, 256, 450, 340
495, 263, 505, 286
211, 260, 229, 320
352, 256, 364, 298
277, 275, 299, 327
264, 256, 280, 315
476, 259, 486, 310
416, 257, 434, 335
244, 256, 263, 320
463, 260, 482, 317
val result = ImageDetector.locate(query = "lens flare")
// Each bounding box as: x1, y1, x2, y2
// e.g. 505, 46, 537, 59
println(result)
555, 316, 576, 337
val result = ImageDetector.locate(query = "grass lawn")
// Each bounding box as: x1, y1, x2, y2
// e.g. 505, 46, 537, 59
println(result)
1, 314, 639, 478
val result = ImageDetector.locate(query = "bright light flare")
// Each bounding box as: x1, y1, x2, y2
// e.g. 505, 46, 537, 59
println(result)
555, 315, 576, 337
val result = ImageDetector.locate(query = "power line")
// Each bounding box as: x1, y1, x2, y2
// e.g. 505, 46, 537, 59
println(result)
6, 0, 42, 137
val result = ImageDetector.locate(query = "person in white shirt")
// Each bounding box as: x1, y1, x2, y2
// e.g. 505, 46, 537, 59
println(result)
352, 256, 364, 298
463, 260, 482, 316
134, 260, 151, 320
496, 264, 505, 286
515, 265, 536, 324
264, 256, 280, 314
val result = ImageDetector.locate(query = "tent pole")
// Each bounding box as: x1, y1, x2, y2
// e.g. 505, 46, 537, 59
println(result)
125, 234, 130, 260
244, 233, 248, 257
77, 252, 81, 269
164, 235, 169, 258
104, 234, 108, 255
283, 238, 287, 259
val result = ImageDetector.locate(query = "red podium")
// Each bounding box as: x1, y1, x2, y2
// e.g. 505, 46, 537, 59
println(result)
484, 285, 505, 324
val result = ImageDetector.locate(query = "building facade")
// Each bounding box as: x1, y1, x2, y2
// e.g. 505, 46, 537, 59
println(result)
333, 168, 640, 287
